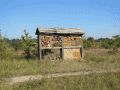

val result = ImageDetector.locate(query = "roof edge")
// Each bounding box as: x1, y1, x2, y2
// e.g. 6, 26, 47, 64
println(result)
35, 27, 85, 35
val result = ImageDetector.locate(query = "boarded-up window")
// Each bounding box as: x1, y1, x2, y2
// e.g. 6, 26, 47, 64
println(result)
64, 36, 81, 46
64, 49, 81, 60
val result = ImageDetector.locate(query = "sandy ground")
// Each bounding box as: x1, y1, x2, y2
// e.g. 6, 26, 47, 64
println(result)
3, 69, 120, 85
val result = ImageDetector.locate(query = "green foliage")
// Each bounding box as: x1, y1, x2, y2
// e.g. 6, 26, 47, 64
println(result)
0, 33, 15, 60
112, 35, 120, 48
84, 35, 120, 50
83, 37, 98, 49
20, 30, 36, 59
9, 39, 20, 51
99, 38, 112, 49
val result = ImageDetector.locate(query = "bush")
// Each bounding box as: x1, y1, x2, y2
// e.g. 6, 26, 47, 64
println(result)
0, 36, 15, 60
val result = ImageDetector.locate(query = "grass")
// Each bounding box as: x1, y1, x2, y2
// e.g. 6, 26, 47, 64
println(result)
0, 72, 120, 90
0, 49, 120, 78
0, 49, 120, 90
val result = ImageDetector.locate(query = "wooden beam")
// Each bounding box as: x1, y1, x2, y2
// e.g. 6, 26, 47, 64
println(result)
41, 46, 82, 49
64, 46, 82, 49
61, 36, 64, 60
42, 47, 61, 49
38, 35, 42, 60
81, 36, 83, 59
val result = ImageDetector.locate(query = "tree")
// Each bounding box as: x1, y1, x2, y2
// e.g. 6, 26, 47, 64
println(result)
20, 30, 36, 60
112, 35, 120, 48
83, 37, 96, 48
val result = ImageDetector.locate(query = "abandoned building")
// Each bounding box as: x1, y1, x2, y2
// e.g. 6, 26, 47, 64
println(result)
35, 27, 84, 61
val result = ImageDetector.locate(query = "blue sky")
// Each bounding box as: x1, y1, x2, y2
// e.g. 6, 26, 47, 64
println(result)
0, 0, 120, 39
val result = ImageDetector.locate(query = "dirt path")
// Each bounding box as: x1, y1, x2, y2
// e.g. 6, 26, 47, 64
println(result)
4, 69, 120, 85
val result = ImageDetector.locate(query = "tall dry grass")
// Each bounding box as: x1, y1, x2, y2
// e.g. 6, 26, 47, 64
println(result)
0, 72, 120, 90
0, 49, 119, 78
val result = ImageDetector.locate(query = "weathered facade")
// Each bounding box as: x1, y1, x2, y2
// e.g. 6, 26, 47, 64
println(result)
36, 27, 84, 61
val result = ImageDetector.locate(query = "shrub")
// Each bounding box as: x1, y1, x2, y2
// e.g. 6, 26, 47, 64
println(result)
0, 37, 15, 60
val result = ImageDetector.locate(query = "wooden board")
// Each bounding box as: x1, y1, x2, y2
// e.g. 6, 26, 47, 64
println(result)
63, 36, 81, 46
64, 49, 81, 60
36, 27, 84, 35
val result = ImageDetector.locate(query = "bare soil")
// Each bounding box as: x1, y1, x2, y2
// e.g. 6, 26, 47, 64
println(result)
4, 69, 120, 85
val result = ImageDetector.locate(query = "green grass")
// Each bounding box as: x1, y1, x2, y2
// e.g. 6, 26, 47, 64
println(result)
0, 72, 120, 90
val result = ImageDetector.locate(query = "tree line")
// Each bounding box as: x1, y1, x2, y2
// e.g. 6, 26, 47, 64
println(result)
83, 35, 120, 50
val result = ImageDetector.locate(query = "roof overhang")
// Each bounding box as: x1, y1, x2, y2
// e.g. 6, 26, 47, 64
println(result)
36, 27, 85, 36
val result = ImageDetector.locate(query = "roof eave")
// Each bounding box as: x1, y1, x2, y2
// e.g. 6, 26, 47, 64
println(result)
35, 27, 85, 35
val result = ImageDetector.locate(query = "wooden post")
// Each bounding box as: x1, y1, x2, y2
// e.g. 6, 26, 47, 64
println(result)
61, 36, 64, 60
81, 36, 83, 59
38, 35, 42, 60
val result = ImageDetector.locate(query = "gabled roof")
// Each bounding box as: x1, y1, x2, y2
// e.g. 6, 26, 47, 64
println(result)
36, 27, 84, 35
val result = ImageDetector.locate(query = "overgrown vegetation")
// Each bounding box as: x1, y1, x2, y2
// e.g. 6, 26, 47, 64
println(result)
83, 35, 120, 50
0, 32, 15, 60
0, 31, 120, 90
0, 30, 37, 60
0, 49, 119, 78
